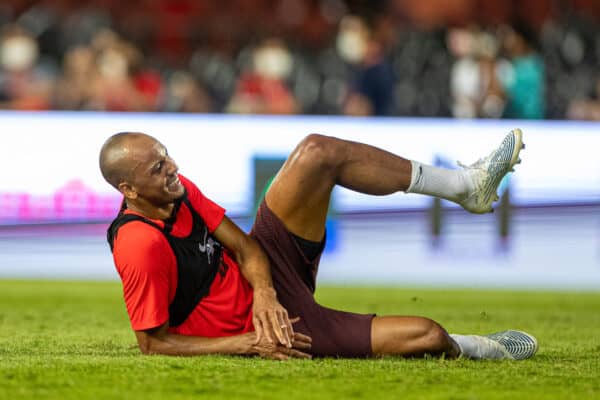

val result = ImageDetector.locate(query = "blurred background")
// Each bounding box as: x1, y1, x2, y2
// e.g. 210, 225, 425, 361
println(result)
0, 0, 598, 289
0, 0, 599, 119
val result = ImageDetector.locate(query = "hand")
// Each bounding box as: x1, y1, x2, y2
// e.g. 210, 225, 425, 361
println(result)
251, 329, 312, 360
252, 287, 294, 347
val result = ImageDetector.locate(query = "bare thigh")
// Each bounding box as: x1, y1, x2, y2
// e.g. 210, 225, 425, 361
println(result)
265, 134, 412, 241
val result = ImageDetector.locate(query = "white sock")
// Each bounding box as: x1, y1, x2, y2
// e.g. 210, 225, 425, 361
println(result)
406, 161, 477, 204
450, 334, 509, 360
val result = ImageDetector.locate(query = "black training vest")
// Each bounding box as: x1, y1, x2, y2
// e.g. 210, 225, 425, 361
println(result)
107, 193, 224, 327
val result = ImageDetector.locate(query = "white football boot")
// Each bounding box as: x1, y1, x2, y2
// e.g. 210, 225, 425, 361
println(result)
458, 129, 525, 214
451, 329, 538, 360
485, 330, 539, 360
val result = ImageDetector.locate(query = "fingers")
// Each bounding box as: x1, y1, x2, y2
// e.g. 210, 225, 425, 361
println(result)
254, 326, 313, 360
268, 311, 289, 347
254, 315, 276, 344
256, 313, 275, 344
270, 352, 288, 361
252, 317, 263, 344
277, 311, 294, 347
287, 349, 312, 359
293, 331, 312, 343
291, 340, 311, 351
291, 336, 312, 351
283, 312, 294, 338
291, 331, 312, 350
256, 312, 301, 348
261, 347, 312, 360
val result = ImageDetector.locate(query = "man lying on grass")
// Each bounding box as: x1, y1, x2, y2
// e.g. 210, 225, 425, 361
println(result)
99, 131, 537, 360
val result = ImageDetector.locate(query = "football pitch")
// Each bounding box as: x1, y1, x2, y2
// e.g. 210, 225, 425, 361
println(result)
1, 280, 598, 400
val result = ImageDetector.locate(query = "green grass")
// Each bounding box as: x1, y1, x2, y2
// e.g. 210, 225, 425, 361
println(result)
1, 280, 599, 400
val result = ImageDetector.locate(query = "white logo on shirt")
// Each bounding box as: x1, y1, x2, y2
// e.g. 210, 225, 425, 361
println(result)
198, 229, 217, 263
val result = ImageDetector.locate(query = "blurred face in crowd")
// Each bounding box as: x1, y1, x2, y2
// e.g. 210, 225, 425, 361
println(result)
500, 26, 529, 57
0, 30, 38, 72
253, 39, 293, 80
447, 28, 475, 58
447, 27, 499, 60
64, 47, 95, 77
336, 16, 369, 63
97, 47, 129, 80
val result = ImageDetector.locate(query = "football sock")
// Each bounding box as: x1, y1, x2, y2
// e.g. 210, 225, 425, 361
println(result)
406, 161, 477, 204
450, 334, 509, 360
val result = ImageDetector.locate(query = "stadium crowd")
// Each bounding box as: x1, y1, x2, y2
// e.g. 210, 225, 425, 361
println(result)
0, 0, 599, 119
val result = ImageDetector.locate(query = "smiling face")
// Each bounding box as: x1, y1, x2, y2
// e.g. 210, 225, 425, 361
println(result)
100, 132, 185, 215
120, 134, 185, 207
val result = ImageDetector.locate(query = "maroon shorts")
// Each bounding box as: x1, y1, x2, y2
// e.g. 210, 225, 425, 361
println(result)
250, 201, 374, 358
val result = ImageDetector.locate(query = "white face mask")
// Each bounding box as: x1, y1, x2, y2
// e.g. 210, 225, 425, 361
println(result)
97, 49, 128, 80
336, 30, 366, 64
0, 36, 38, 71
254, 46, 293, 80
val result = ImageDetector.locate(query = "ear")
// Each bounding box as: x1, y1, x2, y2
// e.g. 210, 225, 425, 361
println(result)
118, 182, 138, 200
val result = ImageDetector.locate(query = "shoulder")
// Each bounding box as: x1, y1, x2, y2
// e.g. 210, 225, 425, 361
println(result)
179, 174, 217, 208
179, 174, 208, 208
179, 174, 202, 198
178, 174, 225, 232
115, 219, 165, 248
113, 220, 173, 272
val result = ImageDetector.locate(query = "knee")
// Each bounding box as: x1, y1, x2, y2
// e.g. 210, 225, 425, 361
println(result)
419, 318, 453, 352
295, 134, 343, 171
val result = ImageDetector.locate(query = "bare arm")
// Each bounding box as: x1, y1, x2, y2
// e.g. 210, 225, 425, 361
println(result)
213, 216, 274, 294
135, 320, 311, 360
212, 216, 296, 347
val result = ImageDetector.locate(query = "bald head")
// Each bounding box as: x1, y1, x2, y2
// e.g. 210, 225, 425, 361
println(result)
99, 132, 184, 212
99, 132, 157, 190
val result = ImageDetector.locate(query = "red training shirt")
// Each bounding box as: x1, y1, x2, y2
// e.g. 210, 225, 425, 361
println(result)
112, 174, 254, 337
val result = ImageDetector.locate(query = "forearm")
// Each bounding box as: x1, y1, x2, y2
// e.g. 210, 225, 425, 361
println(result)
141, 331, 255, 357
213, 216, 293, 345
140, 329, 313, 361
213, 216, 274, 292
236, 239, 274, 292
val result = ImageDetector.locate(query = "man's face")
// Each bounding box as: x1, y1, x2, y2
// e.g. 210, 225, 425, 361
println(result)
121, 136, 185, 206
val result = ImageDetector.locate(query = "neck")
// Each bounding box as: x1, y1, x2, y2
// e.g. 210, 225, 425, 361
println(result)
125, 199, 175, 220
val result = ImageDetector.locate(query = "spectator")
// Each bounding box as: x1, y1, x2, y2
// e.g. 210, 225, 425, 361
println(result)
448, 26, 484, 118
52, 45, 96, 110
162, 71, 212, 113
86, 29, 155, 111
496, 22, 546, 119
339, 16, 395, 116
0, 24, 54, 110
566, 76, 600, 121
0, 0, 597, 118
448, 27, 505, 119
226, 38, 297, 115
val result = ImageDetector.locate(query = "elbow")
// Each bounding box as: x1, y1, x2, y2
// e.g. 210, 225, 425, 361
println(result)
137, 335, 163, 355
135, 323, 170, 355
138, 340, 153, 355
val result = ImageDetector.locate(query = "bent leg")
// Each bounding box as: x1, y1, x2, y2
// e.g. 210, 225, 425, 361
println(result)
371, 316, 460, 358
266, 131, 524, 238
265, 134, 412, 241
